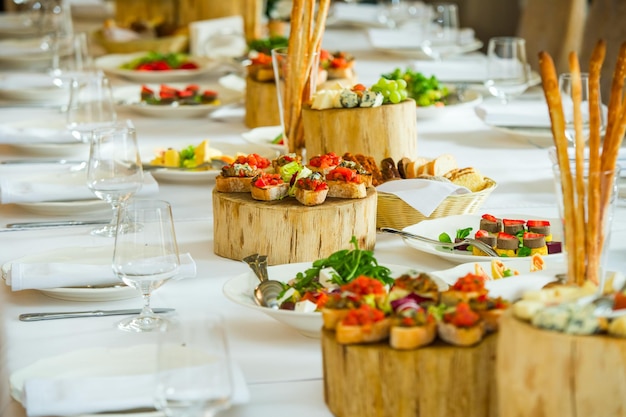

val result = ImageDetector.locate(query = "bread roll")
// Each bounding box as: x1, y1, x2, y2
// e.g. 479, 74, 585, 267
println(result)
444, 167, 486, 192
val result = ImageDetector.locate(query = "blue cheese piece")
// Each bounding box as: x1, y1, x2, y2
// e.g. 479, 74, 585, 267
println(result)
339, 89, 359, 108
513, 300, 546, 321
531, 304, 571, 331
565, 304, 601, 335
319, 267, 340, 289
359, 90, 383, 108
295, 299, 318, 313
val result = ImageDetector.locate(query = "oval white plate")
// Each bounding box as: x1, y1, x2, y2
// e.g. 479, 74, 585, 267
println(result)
0, 73, 69, 104
415, 88, 482, 119
431, 258, 565, 301
113, 82, 243, 119
15, 200, 111, 216
240, 125, 287, 153
1, 246, 136, 302
1, 118, 88, 156
401, 214, 564, 264
95, 52, 220, 83
222, 262, 448, 338
379, 40, 483, 59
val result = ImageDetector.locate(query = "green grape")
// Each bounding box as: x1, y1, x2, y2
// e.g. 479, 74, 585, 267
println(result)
381, 89, 391, 98
400, 90, 408, 101
389, 90, 402, 104
397, 79, 407, 89
387, 80, 398, 92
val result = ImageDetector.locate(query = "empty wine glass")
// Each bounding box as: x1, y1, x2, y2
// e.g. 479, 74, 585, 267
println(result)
155, 315, 233, 417
45, 31, 93, 82
113, 199, 180, 332
86, 122, 143, 238
558, 72, 606, 145
485, 37, 530, 103
66, 72, 117, 141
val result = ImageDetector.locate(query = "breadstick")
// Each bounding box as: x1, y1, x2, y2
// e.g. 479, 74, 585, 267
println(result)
539, 51, 579, 284
586, 40, 606, 285
601, 42, 626, 170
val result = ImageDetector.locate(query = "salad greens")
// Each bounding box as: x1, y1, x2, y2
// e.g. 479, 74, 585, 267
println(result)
120, 52, 190, 70
247, 36, 288, 54
382, 67, 449, 107
281, 236, 393, 297
439, 227, 472, 244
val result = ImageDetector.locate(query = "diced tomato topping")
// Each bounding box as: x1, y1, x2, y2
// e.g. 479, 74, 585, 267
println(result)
443, 302, 480, 327
330, 57, 348, 68
342, 304, 385, 326
253, 173, 283, 188
614, 293, 626, 310
202, 89, 219, 100
475, 229, 490, 238
326, 166, 360, 183
482, 213, 498, 222
251, 52, 272, 66
296, 177, 328, 191
340, 275, 386, 296
451, 273, 486, 292
503, 218, 526, 226
352, 83, 367, 92
308, 152, 340, 168
319, 49, 332, 61
179, 61, 199, 70
234, 153, 271, 169
527, 219, 550, 227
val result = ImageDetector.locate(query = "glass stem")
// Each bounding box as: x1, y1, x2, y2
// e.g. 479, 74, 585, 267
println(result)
109, 200, 120, 229
141, 292, 154, 317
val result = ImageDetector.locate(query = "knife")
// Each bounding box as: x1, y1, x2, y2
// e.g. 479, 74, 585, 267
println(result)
19, 308, 175, 321
6, 220, 110, 229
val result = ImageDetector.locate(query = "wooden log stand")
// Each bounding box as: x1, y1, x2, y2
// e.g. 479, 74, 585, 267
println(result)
321, 328, 498, 417
212, 187, 377, 265
301, 99, 418, 163
497, 311, 626, 417
245, 77, 281, 128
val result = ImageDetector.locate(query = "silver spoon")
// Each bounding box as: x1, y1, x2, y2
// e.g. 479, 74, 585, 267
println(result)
242, 254, 283, 309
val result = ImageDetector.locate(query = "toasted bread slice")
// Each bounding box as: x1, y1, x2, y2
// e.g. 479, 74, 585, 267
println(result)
444, 167, 486, 192
321, 308, 351, 330
335, 318, 392, 345
215, 175, 253, 193
326, 180, 367, 199
295, 187, 328, 206
437, 321, 485, 347
251, 183, 289, 201
390, 321, 437, 350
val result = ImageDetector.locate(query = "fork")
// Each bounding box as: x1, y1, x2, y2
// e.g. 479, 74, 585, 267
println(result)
378, 227, 500, 257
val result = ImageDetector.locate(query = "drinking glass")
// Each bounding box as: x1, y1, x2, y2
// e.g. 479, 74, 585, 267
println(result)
155, 315, 233, 417
45, 31, 93, 81
66, 72, 117, 141
86, 122, 143, 238
113, 200, 180, 332
558, 72, 606, 145
485, 37, 530, 103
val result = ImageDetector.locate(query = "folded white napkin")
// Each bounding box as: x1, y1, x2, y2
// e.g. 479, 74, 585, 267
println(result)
475, 100, 552, 128
16, 347, 249, 417
189, 16, 247, 58
376, 179, 470, 217
0, 166, 159, 204
412, 56, 487, 82
6, 249, 197, 291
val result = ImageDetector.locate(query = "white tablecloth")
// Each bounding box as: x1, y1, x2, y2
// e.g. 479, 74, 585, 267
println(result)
1, 22, 625, 417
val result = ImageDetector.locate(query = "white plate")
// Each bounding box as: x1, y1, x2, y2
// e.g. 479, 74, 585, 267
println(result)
415, 88, 482, 119
474, 105, 553, 140
1, 247, 137, 302
0, 38, 53, 69
113, 82, 243, 119
95, 52, 220, 83
402, 214, 564, 264
1, 118, 88, 156
222, 262, 448, 338
240, 125, 287, 153
431, 259, 566, 301
14, 200, 111, 216
373, 38, 483, 59
0, 13, 40, 38
0, 73, 69, 104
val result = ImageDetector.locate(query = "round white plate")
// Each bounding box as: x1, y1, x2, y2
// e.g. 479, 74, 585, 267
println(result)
240, 125, 287, 153
0, 38, 53, 69
222, 262, 448, 338
473, 105, 553, 140
150, 168, 220, 183
431, 259, 565, 300
15, 200, 111, 216
1, 246, 136, 302
0, 13, 40, 38
415, 88, 482, 119
401, 214, 564, 264
378, 40, 483, 59
1, 117, 87, 156
0, 73, 69, 105
95, 52, 220, 83
113, 82, 243, 119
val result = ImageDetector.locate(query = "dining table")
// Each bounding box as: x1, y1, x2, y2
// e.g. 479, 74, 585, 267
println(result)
1, 5, 626, 417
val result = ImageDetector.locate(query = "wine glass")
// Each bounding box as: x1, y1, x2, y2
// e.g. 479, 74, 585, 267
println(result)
155, 315, 233, 417
86, 122, 143, 238
66, 72, 117, 141
558, 72, 606, 145
113, 199, 181, 332
484, 36, 530, 103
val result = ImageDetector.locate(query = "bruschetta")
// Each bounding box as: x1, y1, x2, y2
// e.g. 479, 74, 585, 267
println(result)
294, 172, 328, 206
335, 304, 391, 345
390, 306, 437, 350
437, 302, 485, 347
389, 272, 441, 304
469, 296, 510, 333
337, 159, 373, 187
326, 166, 366, 199
250, 173, 289, 201
215, 153, 272, 193
307, 152, 341, 176
440, 273, 487, 306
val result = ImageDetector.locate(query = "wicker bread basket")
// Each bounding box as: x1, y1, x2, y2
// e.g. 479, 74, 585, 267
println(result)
376, 177, 497, 229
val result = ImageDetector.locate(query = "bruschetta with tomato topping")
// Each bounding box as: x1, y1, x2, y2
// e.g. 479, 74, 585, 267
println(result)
325, 276, 389, 332
337, 159, 373, 187
437, 302, 485, 346
440, 273, 488, 306
336, 304, 391, 345
326, 166, 366, 199
390, 305, 437, 350
389, 272, 441, 304
307, 152, 341, 175
250, 173, 289, 201
247, 52, 274, 82
215, 153, 272, 193
294, 172, 328, 206
469, 295, 510, 333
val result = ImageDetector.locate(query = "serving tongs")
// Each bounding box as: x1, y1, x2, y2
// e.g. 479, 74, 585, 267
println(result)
243, 254, 283, 309
379, 227, 499, 257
